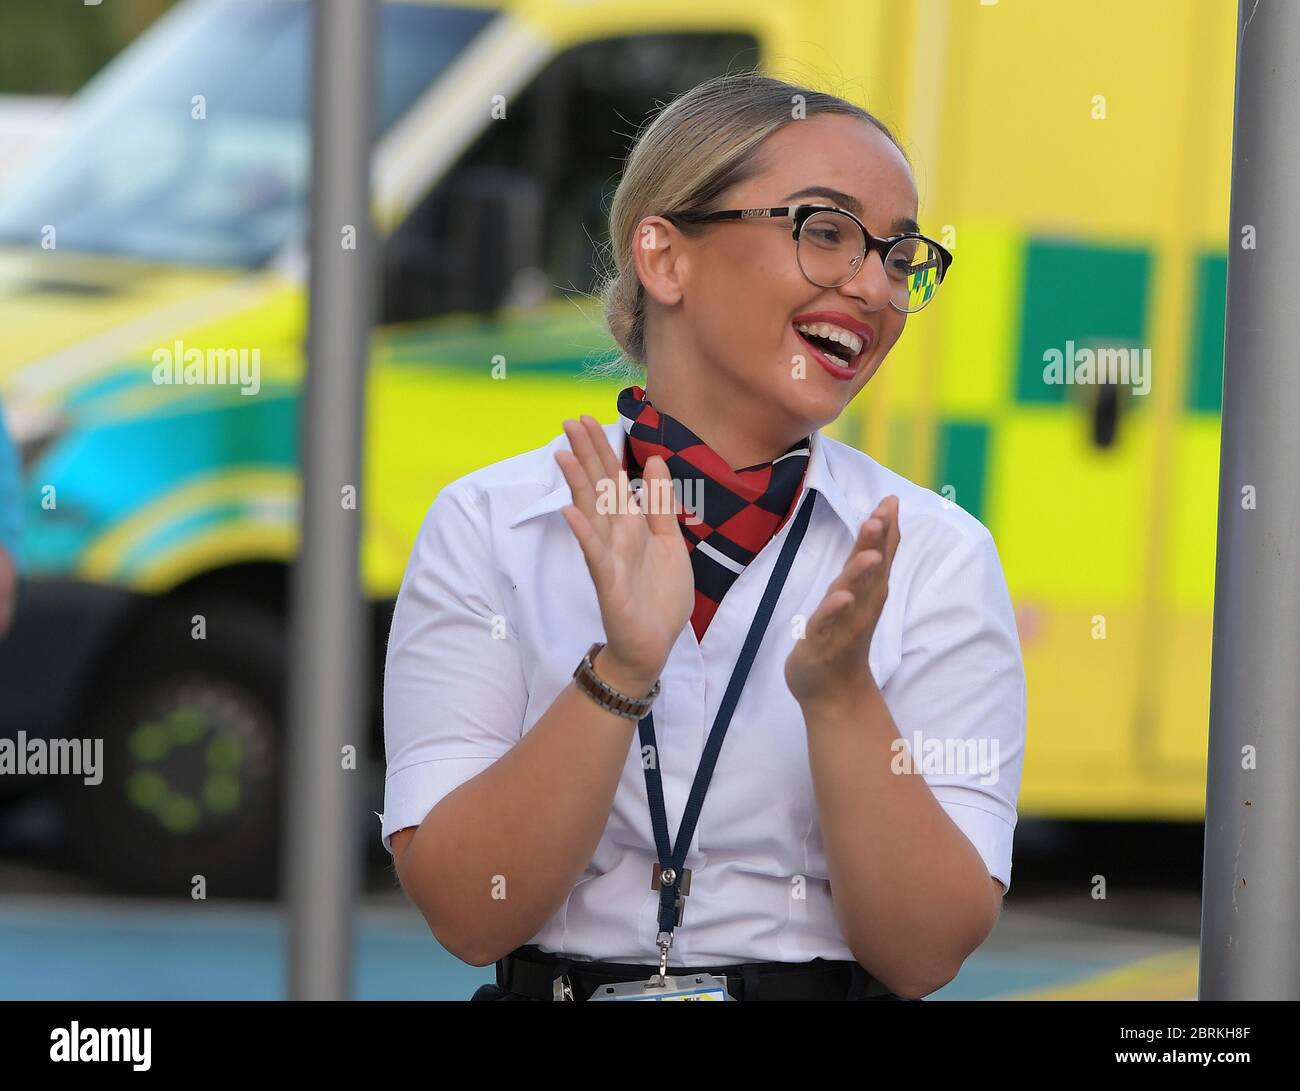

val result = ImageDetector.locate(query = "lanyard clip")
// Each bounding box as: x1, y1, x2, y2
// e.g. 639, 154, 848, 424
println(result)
654, 930, 674, 983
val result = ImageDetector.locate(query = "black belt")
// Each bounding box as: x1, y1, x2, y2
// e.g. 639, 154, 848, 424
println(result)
496, 944, 912, 1001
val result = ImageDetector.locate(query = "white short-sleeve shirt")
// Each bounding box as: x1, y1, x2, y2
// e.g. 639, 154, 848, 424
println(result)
381, 421, 1026, 965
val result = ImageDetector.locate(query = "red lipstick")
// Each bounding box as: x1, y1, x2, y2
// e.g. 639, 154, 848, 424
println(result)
791, 311, 876, 381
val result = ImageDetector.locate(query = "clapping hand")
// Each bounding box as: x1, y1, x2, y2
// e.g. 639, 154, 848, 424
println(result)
784, 495, 900, 708
554, 416, 694, 692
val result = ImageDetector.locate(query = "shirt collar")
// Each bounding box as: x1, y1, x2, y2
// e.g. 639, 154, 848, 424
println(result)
507, 421, 864, 537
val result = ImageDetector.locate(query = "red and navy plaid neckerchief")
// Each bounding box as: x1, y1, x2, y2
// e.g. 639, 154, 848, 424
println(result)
617, 384, 812, 643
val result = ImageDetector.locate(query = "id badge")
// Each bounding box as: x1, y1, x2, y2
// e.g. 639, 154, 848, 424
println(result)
586, 974, 731, 1001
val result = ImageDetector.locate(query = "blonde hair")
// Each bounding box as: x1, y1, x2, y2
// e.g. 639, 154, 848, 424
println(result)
589, 72, 909, 379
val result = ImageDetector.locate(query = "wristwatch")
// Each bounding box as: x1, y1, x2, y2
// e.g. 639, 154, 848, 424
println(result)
572, 641, 661, 720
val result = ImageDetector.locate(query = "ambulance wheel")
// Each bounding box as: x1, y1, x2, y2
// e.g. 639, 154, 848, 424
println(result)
61, 597, 285, 899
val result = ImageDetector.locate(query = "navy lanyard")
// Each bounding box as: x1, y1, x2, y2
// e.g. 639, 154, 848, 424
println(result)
637, 488, 817, 949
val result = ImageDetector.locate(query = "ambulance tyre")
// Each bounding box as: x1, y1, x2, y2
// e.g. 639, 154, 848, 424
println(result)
61, 597, 286, 899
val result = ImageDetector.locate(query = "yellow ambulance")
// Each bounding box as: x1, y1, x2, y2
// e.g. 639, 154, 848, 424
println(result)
0, 0, 1235, 893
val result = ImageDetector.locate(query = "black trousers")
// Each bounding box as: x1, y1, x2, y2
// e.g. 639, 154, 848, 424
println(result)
472, 984, 544, 1001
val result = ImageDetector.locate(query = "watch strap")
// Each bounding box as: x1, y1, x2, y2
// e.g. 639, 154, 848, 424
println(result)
572, 641, 661, 720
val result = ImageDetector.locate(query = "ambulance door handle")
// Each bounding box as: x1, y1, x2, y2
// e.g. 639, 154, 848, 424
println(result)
1091, 380, 1119, 448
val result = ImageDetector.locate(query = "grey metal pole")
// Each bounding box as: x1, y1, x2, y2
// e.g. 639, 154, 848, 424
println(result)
1199, 0, 1300, 1001
285, 0, 377, 1000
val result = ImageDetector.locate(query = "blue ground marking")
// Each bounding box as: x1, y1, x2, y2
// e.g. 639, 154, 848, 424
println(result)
928, 949, 1133, 1000
0, 902, 493, 1000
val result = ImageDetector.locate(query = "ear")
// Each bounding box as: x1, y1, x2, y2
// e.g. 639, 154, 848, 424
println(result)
630, 215, 688, 308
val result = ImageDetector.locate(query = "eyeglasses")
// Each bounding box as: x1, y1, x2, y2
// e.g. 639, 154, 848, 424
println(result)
662, 204, 952, 313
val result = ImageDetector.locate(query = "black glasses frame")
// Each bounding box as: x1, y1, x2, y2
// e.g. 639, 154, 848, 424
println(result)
662, 204, 953, 303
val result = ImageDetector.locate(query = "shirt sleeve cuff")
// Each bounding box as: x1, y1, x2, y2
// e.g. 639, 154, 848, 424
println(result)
379, 756, 499, 856
927, 786, 1016, 894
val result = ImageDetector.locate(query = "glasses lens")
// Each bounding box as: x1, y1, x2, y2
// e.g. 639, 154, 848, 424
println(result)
886, 237, 942, 312
796, 210, 867, 288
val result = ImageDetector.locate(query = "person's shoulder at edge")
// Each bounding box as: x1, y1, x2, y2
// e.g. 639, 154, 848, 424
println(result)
410, 427, 579, 538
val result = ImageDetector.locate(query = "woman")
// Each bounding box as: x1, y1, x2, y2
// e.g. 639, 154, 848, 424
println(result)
382, 72, 1025, 1001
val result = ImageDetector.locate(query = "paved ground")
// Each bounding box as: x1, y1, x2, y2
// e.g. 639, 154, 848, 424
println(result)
0, 804, 1205, 1000
0, 867, 1201, 1000
943, 889, 1199, 999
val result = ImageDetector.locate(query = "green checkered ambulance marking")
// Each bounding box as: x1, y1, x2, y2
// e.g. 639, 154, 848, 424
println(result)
1016, 241, 1151, 405
933, 420, 990, 524
1186, 253, 1227, 413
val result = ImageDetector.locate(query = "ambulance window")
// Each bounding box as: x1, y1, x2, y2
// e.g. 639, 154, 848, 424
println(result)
380, 32, 760, 324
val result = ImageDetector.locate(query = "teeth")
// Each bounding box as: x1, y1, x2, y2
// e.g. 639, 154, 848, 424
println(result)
795, 321, 865, 357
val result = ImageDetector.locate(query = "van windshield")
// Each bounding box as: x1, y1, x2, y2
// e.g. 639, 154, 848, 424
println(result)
0, 0, 493, 268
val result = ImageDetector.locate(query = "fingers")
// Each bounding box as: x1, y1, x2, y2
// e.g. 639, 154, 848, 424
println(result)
559, 417, 639, 531
560, 501, 612, 590
555, 416, 657, 592
804, 586, 855, 640
555, 443, 603, 541
837, 546, 885, 633
814, 495, 899, 640
569, 415, 628, 510
858, 496, 900, 573
831, 518, 883, 595
847, 495, 900, 622
640, 454, 681, 537
563, 418, 608, 512
878, 494, 901, 564
580, 414, 623, 482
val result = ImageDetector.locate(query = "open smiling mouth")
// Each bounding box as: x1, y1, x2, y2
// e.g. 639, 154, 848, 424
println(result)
793, 320, 872, 378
